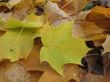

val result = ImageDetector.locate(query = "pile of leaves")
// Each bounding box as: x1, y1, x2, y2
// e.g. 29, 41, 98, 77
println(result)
0, 0, 110, 82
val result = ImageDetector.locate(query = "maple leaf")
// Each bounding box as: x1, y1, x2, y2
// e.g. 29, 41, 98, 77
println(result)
40, 21, 89, 75
19, 45, 81, 82
0, 14, 43, 62
5, 18, 42, 29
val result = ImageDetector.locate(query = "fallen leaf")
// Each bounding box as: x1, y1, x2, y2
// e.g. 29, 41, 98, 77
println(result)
12, 0, 34, 20
5, 63, 29, 82
38, 67, 67, 82
0, 30, 36, 61
73, 21, 105, 39
102, 35, 110, 53
5, 17, 42, 29
40, 21, 89, 75
62, 0, 88, 14
6, 0, 21, 9
0, 15, 43, 62
18, 45, 81, 82
38, 64, 81, 82
80, 72, 110, 82
19, 45, 43, 71
86, 6, 110, 30
103, 52, 110, 77
44, 1, 69, 17
34, 0, 47, 6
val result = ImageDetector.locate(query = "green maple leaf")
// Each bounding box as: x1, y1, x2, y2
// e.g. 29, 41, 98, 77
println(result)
0, 30, 35, 61
0, 14, 43, 62
40, 21, 89, 75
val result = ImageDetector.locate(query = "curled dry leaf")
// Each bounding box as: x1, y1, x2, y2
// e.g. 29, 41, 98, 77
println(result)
44, 1, 69, 17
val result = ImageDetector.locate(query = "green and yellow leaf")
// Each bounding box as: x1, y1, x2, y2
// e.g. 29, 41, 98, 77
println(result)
40, 21, 89, 75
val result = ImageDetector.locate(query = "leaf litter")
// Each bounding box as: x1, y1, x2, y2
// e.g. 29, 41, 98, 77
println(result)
0, 0, 110, 82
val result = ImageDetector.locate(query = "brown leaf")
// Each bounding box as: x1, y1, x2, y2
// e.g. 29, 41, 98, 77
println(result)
86, 6, 110, 30
5, 63, 29, 82
38, 66, 67, 82
80, 73, 110, 82
0, 60, 10, 82
18, 44, 83, 82
38, 64, 82, 82
18, 45, 43, 71
73, 21, 106, 39
12, 0, 34, 20
102, 35, 110, 53
61, 0, 88, 15
103, 52, 110, 77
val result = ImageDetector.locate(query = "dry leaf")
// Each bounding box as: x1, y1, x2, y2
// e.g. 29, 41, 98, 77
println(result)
38, 64, 82, 82
5, 63, 29, 82
86, 6, 110, 30
6, 0, 21, 9
102, 35, 110, 53
19, 45, 43, 71
12, 0, 34, 20
44, 1, 69, 17
73, 21, 105, 39
18, 44, 82, 82
81, 73, 110, 82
